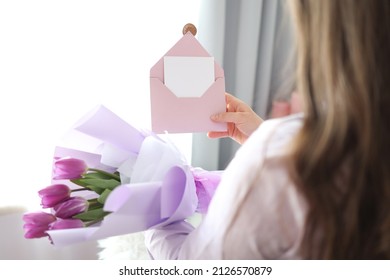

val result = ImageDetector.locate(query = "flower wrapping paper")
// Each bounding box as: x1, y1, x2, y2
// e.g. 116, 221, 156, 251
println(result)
47, 105, 220, 246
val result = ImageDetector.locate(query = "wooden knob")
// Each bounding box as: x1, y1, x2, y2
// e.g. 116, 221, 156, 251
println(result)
182, 23, 197, 36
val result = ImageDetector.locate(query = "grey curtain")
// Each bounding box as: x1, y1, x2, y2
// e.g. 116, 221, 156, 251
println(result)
192, 0, 295, 170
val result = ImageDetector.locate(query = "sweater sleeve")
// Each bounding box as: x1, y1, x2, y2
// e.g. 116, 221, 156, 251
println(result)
144, 221, 195, 259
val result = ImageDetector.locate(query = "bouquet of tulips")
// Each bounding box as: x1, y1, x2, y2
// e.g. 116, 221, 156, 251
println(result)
23, 105, 221, 246
23, 157, 121, 239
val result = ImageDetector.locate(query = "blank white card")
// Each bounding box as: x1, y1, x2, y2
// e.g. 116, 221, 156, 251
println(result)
164, 56, 214, 98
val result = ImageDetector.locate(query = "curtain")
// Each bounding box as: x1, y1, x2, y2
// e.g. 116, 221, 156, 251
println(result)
192, 0, 295, 170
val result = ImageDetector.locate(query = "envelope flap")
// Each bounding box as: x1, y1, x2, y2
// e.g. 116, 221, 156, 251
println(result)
150, 32, 224, 80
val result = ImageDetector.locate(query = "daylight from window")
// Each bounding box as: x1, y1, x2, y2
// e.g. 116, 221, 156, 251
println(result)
0, 0, 201, 208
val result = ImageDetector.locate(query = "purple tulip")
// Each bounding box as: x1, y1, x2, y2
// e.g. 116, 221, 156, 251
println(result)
38, 184, 71, 208
53, 157, 87, 180
53, 197, 88, 219
23, 212, 57, 225
23, 224, 50, 238
50, 219, 84, 230
22, 212, 56, 239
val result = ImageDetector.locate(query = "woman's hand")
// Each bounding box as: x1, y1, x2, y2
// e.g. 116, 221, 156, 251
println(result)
208, 93, 263, 144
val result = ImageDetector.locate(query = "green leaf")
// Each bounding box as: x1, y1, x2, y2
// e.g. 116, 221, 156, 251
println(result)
87, 168, 121, 181
84, 172, 114, 180
71, 178, 90, 188
74, 208, 109, 222
98, 189, 112, 204
77, 178, 120, 190
85, 185, 105, 194
87, 199, 104, 211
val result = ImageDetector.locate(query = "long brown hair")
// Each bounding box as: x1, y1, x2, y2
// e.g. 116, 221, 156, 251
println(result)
288, 0, 390, 259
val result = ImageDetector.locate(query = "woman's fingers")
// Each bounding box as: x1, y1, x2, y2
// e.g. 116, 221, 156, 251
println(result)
210, 112, 244, 124
207, 131, 229, 139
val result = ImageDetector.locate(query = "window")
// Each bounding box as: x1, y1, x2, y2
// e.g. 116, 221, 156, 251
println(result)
0, 0, 201, 209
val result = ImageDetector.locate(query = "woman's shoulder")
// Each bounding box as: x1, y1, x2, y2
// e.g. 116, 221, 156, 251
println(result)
241, 113, 304, 159
225, 113, 304, 199
221, 114, 306, 259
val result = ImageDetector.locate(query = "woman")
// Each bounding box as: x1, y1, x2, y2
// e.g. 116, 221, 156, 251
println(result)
145, 0, 390, 259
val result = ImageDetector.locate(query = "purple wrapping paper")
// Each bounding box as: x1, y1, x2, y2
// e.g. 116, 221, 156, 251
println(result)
193, 168, 223, 214
47, 105, 217, 246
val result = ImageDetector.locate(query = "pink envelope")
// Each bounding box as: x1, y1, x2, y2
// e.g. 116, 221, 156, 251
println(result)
150, 32, 227, 133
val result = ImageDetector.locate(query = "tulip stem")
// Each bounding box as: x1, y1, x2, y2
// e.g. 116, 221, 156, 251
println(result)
71, 188, 88, 192
87, 198, 102, 209
87, 168, 121, 181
